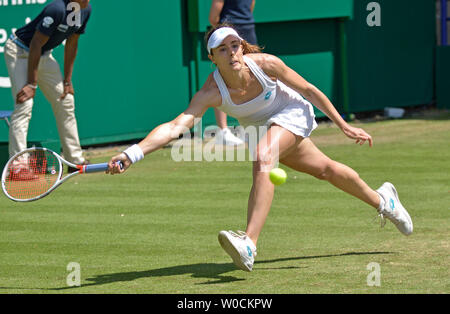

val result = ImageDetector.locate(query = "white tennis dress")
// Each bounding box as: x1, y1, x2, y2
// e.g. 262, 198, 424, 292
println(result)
213, 55, 318, 138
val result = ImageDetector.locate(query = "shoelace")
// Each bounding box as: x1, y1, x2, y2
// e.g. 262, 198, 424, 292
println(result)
228, 230, 247, 239
374, 213, 387, 228
374, 209, 400, 228
228, 230, 257, 256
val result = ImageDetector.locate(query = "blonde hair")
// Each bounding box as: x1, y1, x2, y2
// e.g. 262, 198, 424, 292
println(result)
205, 23, 262, 55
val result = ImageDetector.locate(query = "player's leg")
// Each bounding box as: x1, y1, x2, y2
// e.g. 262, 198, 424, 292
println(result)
4, 39, 34, 157
219, 124, 299, 271
245, 125, 300, 245
280, 138, 380, 208
280, 138, 412, 235
37, 53, 85, 164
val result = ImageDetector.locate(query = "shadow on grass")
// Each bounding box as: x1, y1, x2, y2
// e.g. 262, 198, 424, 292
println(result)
87, 263, 243, 286
256, 251, 394, 267
0, 251, 394, 291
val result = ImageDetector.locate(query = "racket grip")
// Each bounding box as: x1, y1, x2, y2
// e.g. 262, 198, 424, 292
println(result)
84, 161, 123, 173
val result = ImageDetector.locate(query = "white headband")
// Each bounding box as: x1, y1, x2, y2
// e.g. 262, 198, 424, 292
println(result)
207, 27, 243, 54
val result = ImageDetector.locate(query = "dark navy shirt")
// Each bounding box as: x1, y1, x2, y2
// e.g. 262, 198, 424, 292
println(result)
220, 0, 255, 25
15, 0, 91, 53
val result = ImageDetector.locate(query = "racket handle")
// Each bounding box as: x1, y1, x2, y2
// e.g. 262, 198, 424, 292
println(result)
84, 161, 123, 173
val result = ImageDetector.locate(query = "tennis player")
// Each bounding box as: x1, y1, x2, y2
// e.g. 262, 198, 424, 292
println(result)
107, 25, 413, 272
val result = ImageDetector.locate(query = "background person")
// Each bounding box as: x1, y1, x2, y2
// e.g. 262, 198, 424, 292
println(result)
4, 0, 91, 175
209, 0, 257, 146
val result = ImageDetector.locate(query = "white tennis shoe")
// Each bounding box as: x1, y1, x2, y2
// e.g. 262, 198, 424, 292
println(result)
218, 230, 257, 272
376, 182, 413, 236
215, 128, 244, 146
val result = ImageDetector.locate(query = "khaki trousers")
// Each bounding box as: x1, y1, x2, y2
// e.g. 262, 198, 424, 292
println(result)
4, 38, 84, 164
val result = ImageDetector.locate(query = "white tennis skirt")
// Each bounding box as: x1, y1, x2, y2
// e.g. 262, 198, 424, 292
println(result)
239, 100, 318, 139
266, 100, 318, 138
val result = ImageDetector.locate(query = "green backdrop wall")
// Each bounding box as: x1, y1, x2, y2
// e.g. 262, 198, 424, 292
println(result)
346, 0, 436, 112
0, 0, 439, 163
436, 46, 450, 109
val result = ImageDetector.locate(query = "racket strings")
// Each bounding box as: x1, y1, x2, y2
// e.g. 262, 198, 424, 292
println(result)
3, 150, 61, 200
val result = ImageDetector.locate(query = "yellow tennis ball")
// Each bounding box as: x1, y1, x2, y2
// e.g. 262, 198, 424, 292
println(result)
269, 168, 287, 185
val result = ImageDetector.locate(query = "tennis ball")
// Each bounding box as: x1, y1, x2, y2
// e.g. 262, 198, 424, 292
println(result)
269, 168, 287, 185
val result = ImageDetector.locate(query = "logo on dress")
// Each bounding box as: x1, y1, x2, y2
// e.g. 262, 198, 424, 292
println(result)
264, 91, 272, 100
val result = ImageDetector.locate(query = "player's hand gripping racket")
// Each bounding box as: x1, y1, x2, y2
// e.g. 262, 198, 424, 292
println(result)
1, 147, 122, 202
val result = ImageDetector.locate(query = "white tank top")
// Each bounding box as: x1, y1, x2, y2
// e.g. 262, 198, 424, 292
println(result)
213, 55, 311, 127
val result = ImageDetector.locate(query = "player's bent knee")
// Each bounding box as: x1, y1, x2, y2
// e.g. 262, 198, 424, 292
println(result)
255, 148, 273, 163
314, 163, 338, 181
254, 152, 275, 173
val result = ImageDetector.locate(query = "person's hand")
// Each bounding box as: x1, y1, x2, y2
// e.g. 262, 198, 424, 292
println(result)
60, 82, 75, 100
106, 153, 132, 175
16, 84, 36, 104
341, 124, 373, 147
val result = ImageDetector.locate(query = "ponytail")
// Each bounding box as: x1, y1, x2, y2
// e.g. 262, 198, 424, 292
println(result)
241, 39, 262, 54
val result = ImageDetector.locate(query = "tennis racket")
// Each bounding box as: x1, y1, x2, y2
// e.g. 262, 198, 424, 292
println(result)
1, 147, 121, 202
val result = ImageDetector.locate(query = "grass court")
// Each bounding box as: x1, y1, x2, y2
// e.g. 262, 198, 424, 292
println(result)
0, 113, 449, 294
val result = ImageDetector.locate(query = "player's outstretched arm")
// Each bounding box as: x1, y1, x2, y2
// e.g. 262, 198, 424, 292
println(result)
107, 75, 220, 174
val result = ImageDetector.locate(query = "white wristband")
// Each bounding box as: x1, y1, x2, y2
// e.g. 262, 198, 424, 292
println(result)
123, 144, 144, 164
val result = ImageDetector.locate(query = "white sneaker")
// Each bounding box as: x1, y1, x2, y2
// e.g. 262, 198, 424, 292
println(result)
215, 128, 244, 146
376, 182, 413, 236
218, 230, 257, 272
